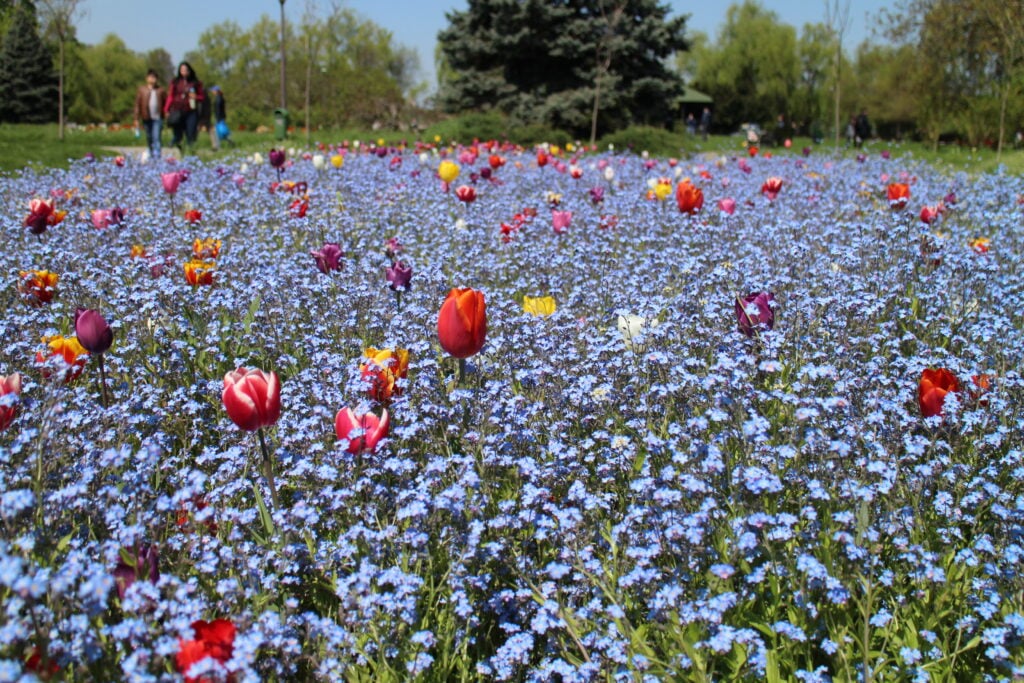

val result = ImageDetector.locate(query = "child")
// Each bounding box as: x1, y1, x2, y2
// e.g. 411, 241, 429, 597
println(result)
209, 86, 234, 148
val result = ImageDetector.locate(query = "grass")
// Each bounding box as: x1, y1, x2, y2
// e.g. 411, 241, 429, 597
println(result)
3, 122, 1024, 175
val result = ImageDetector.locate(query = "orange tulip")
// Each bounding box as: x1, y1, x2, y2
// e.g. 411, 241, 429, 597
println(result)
887, 183, 910, 210
192, 238, 221, 260
184, 259, 215, 286
675, 179, 704, 215
360, 348, 410, 403
437, 288, 487, 358
919, 368, 960, 418
35, 335, 88, 383
18, 270, 59, 305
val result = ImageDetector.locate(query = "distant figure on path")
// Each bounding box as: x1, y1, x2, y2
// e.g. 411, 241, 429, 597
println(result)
134, 69, 164, 160
855, 110, 871, 146
209, 86, 233, 148
686, 112, 696, 136
164, 61, 204, 155
699, 107, 711, 141
846, 115, 857, 146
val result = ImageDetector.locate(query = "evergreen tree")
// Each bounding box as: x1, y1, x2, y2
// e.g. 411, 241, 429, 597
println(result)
437, 0, 689, 138
0, 0, 58, 123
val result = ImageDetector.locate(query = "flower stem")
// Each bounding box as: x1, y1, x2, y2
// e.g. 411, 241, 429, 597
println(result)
458, 357, 466, 387
97, 353, 110, 408
256, 428, 280, 508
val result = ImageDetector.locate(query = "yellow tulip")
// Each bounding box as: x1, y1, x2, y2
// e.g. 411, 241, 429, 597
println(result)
330, 154, 344, 169
438, 160, 460, 184
523, 295, 556, 317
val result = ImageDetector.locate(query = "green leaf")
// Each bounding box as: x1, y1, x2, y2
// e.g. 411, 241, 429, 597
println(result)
253, 481, 276, 538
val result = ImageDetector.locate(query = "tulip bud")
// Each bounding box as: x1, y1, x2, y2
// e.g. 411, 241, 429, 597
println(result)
335, 407, 389, 453
437, 288, 486, 359
75, 308, 113, 354
268, 148, 286, 169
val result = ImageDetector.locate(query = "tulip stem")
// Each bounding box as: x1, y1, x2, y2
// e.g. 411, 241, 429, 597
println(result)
257, 428, 280, 508
96, 353, 109, 409
458, 358, 466, 387
395, 290, 403, 314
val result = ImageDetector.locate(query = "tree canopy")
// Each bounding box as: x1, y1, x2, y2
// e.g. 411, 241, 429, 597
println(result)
0, 0, 58, 123
437, 0, 689, 138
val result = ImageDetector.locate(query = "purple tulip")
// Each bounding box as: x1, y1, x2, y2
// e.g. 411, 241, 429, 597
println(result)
735, 292, 776, 338
25, 212, 48, 235
310, 242, 344, 274
944, 191, 957, 207
802, 146, 812, 157
269, 148, 286, 169
112, 545, 160, 600
589, 186, 605, 205
386, 261, 413, 291
75, 308, 113, 354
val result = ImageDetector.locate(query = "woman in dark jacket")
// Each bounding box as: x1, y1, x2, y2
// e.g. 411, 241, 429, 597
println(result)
163, 61, 205, 154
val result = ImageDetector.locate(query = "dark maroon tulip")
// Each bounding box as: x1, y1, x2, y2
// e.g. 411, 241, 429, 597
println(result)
113, 544, 160, 600
386, 261, 413, 291
589, 186, 605, 205
735, 292, 776, 338
75, 308, 113, 354
25, 212, 48, 235
269, 148, 286, 169
310, 243, 344, 274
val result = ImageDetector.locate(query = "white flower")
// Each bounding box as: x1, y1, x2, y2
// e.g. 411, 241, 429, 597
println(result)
454, 218, 468, 231
617, 314, 658, 354
312, 154, 326, 171
251, 153, 263, 165
603, 167, 615, 182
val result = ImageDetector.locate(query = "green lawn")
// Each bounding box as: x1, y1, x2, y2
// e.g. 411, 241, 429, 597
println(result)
3, 123, 1023, 176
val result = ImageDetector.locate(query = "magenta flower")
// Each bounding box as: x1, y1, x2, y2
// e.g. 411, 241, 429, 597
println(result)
589, 186, 605, 205
386, 261, 413, 291
310, 243, 344, 274
113, 545, 160, 600
75, 308, 113, 354
269, 148, 286, 169
735, 292, 776, 338
718, 198, 736, 215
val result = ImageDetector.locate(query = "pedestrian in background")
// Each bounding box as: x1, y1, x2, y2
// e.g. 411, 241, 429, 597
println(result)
164, 61, 204, 155
133, 69, 164, 160
209, 85, 234, 148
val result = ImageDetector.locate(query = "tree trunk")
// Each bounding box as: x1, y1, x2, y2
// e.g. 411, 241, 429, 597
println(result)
589, 75, 602, 146
279, 1, 287, 110
997, 77, 1008, 161
58, 39, 64, 141
305, 32, 312, 146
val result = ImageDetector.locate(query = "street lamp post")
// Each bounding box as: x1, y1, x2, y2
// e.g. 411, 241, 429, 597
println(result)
279, 0, 287, 110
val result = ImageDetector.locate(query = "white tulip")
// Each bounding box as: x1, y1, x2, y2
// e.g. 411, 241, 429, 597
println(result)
312, 154, 326, 171
603, 167, 615, 182
617, 314, 658, 354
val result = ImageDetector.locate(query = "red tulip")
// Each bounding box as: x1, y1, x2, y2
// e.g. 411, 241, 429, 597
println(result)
184, 209, 202, 225
0, 373, 21, 432
177, 619, 236, 683
761, 177, 784, 201
455, 185, 477, 204
920, 204, 942, 225
536, 150, 549, 167
675, 179, 704, 215
919, 368, 959, 418
437, 288, 487, 358
335, 407, 390, 453
887, 183, 910, 210
222, 368, 281, 432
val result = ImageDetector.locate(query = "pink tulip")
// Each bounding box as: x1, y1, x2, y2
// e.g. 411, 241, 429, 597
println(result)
161, 172, 182, 195
551, 210, 572, 234
718, 198, 736, 215
0, 373, 21, 432
335, 407, 389, 454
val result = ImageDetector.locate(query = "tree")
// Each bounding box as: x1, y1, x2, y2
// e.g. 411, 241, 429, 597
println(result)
824, 0, 850, 148
37, 0, 86, 140
0, 0, 58, 124
437, 0, 689, 138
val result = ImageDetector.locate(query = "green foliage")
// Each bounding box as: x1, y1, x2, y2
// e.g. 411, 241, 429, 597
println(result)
424, 111, 509, 143
63, 34, 146, 124
692, 1, 801, 132
0, 1, 57, 123
437, 0, 689, 139
599, 125, 688, 156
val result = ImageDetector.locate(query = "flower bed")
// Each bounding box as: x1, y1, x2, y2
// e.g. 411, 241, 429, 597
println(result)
1, 142, 1023, 681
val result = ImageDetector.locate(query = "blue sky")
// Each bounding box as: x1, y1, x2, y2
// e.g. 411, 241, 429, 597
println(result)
76, 1, 891, 92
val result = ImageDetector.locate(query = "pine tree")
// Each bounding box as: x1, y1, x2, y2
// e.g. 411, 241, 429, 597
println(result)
0, 0, 58, 124
437, 0, 688, 138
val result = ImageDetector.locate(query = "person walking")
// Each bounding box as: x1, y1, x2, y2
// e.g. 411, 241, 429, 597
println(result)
164, 61, 205, 155
133, 69, 165, 160
209, 85, 234, 148
855, 110, 871, 146
699, 107, 711, 141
